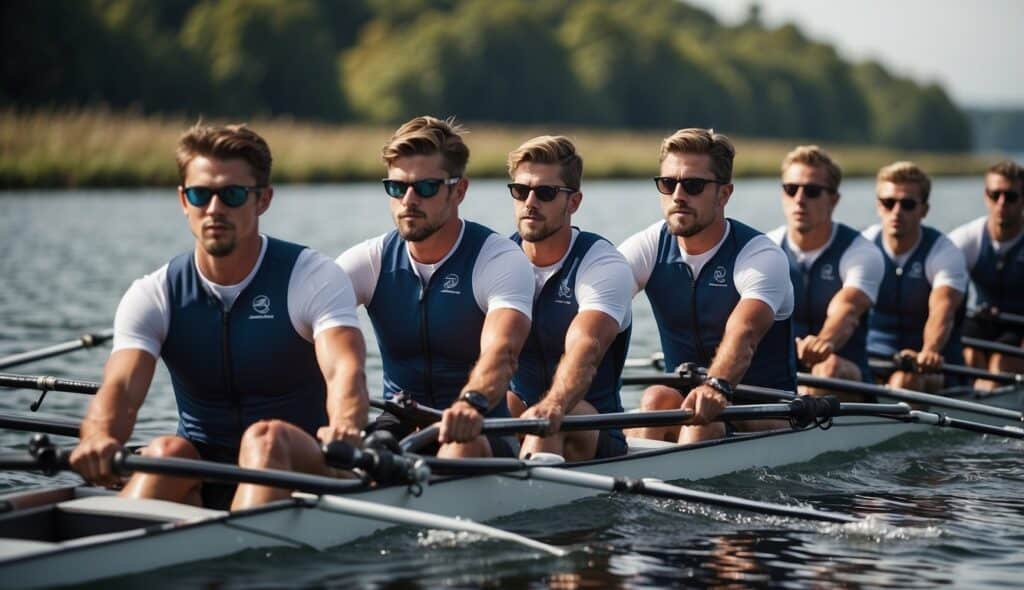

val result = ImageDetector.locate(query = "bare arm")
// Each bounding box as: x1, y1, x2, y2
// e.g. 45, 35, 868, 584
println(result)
921, 285, 964, 357
707, 299, 777, 385
71, 349, 156, 485
541, 311, 620, 414
816, 287, 872, 351
314, 326, 369, 445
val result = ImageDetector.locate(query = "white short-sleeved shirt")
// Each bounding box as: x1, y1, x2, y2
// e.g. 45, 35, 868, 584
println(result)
766, 224, 886, 303
862, 225, 969, 293
529, 229, 632, 332
948, 216, 1024, 271
112, 235, 362, 359
336, 220, 535, 319
618, 220, 794, 320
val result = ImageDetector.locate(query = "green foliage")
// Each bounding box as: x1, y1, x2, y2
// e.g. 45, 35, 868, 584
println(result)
0, 0, 973, 150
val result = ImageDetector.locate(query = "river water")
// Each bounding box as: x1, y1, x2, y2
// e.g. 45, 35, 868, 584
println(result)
2, 177, 1022, 589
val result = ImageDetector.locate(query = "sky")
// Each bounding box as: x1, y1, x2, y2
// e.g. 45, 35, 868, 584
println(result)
684, 0, 1024, 109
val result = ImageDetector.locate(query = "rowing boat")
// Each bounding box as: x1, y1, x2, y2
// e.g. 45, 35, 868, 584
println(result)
0, 384, 1020, 588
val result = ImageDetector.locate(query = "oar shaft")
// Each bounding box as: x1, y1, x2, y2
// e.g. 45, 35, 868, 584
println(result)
620, 374, 796, 402
0, 329, 114, 370
798, 373, 1024, 422
963, 337, 1024, 360
969, 308, 1024, 329
907, 411, 1024, 438
0, 373, 101, 395
0, 411, 80, 437
868, 354, 1023, 385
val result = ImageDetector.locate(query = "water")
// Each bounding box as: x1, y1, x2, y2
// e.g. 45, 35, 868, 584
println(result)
2, 177, 1019, 589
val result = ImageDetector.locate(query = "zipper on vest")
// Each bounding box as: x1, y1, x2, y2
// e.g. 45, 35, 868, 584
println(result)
687, 266, 710, 367
221, 309, 242, 433
894, 265, 905, 349
418, 283, 437, 408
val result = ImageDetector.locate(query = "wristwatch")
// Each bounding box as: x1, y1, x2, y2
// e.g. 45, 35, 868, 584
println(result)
703, 376, 734, 402
458, 391, 490, 415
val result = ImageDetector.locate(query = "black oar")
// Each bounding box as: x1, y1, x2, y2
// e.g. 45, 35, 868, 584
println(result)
797, 373, 1024, 423
868, 353, 1024, 386
968, 307, 1024, 330
0, 373, 102, 395
621, 374, 797, 403
0, 329, 114, 370
962, 337, 1024, 360
0, 411, 80, 437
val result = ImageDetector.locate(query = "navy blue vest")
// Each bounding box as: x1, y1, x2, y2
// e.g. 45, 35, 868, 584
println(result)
781, 223, 870, 378
868, 226, 964, 364
162, 237, 327, 448
367, 221, 510, 417
510, 230, 631, 419
644, 219, 797, 391
971, 229, 1024, 315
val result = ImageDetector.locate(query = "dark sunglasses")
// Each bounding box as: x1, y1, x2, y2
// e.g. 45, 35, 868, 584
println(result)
183, 185, 262, 208
878, 197, 920, 211
782, 183, 832, 199
507, 183, 576, 202
653, 177, 720, 196
986, 188, 1021, 203
382, 177, 460, 199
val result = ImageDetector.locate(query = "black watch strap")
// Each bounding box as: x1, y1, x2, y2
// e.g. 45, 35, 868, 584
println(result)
703, 376, 734, 402
458, 391, 490, 415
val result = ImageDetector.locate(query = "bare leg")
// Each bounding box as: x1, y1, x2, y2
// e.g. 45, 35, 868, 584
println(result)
120, 436, 203, 506
965, 347, 998, 390
888, 370, 944, 394
437, 436, 492, 459
232, 420, 333, 510
798, 354, 866, 401
985, 351, 1024, 391
624, 385, 684, 442
520, 400, 600, 462
507, 391, 527, 417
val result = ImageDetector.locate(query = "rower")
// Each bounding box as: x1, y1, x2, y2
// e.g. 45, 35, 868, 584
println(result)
337, 116, 534, 458
504, 136, 633, 460
949, 160, 1024, 389
619, 128, 796, 444
863, 161, 969, 392
766, 146, 884, 398
70, 124, 369, 509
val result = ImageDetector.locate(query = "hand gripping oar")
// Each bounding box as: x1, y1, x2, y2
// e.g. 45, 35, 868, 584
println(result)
797, 373, 1024, 423
868, 352, 1024, 386
0, 329, 114, 370
962, 337, 1024, 360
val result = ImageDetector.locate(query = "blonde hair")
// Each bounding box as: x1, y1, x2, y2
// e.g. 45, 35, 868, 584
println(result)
781, 145, 842, 191
176, 123, 272, 186
659, 128, 735, 183
987, 160, 1023, 185
382, 116, 469, 177
507, 135, 583, 189
877, 161, 931, 201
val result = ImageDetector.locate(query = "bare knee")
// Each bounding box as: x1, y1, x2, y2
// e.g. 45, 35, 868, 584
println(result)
238, 420, 292, 468
142, 436, 200, 460
639, 386, 684, 411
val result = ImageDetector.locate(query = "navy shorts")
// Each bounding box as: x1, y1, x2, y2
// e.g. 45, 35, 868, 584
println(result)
963, 316, 1024, 347
190, 440, 240, 510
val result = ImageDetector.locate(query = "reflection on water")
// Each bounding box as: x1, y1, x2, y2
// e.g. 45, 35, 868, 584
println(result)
1, 178, 1019, 588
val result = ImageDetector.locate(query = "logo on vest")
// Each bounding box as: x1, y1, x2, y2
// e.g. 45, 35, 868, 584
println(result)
908, 261, 924, 279
440, 273, 461, 295
556, 278, 573, 303
820, 263, 836, 281
709, 265, 728, 287
249, 295, 274, 319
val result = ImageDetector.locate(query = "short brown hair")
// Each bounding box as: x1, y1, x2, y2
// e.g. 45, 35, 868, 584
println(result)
987, 160, 1023, 185
176, 123, 272, 186
659, 128, 735, 183
507, 135, 583, 189
781, 145, 842, 191
877, 161, 931, 202
382, 116, 470, 177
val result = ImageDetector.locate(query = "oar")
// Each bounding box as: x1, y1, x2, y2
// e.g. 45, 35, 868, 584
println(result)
623, 352, 666, 371
968, 307, 1024, 330
797, 373, 1024, 423
868, 353, 1024, 385
0, 373, 101, 395
0, 329, 114, 370
621, 374, 797, 403
4, 435, 566, 557
962, 337, 1024, 360
0, 411, 80, 437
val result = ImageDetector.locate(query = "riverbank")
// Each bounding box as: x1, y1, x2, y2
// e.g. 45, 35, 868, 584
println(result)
0, 109, 997, 188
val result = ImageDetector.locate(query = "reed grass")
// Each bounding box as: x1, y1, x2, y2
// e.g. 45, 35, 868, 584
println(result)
0, 109, 994, 188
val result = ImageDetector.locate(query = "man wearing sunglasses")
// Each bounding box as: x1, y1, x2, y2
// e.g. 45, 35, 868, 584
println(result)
504, 136, 633, 460
337, 116, 534, 458
71, 123, 369, 509
949, 160, 1024, 389
863, 162, 969, 392
766, 146, 884, 394
620, 128, 796, 444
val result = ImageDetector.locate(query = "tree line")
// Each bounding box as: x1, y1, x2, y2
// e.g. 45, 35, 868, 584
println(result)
2, 0, 970, 151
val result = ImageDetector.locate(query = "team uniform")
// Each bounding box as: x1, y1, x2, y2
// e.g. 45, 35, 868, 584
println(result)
949, 216, 1024, 345
767, 223, 885, 379
862, 224, 969, 366
620, 219, 797, 392
511, 228, 633, 458
337, 219, 534, 457
113, 235, 360, 506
